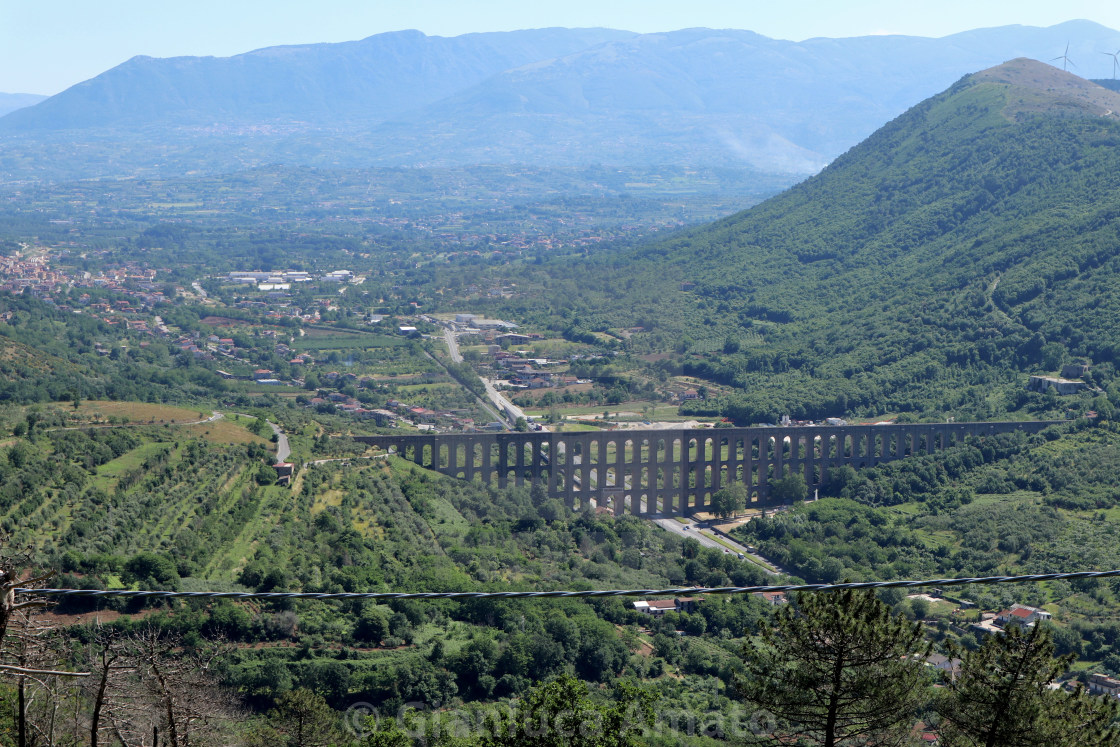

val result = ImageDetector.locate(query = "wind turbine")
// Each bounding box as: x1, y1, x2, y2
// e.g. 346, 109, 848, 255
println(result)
1052, 42, 1076, 71
1103, 48, 1120, 79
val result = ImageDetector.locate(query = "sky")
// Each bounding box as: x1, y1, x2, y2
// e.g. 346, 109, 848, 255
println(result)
3, 0, 1120, 95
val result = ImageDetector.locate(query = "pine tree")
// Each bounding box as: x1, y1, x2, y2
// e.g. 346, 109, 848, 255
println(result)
480, 674, 654, 747
270, 687, 340, 747
737, 588, 930, 746
937, 624, 1120, 747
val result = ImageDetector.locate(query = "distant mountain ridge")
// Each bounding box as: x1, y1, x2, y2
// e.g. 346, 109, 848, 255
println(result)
0, 28, 634, 131
0, 93, 46, 118
3, 21, 1120, 180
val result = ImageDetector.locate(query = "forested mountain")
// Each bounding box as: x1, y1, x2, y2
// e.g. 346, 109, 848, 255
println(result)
496, 58, 1120, 422
3, 22, 1120, 179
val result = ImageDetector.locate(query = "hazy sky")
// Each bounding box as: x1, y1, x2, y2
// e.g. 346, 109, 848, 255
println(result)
4, 0, 1120, 94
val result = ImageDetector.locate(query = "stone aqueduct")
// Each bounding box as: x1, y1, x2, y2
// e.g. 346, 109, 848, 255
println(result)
355, 421, 1057, 517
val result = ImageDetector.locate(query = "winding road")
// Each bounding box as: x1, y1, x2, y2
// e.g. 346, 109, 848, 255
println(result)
268, 421, 290, 463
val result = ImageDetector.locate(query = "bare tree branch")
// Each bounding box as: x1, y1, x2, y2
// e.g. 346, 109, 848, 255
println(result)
0, 664, 90, 677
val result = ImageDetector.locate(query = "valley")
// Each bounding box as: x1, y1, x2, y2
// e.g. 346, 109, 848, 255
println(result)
2, 20, 1120, 747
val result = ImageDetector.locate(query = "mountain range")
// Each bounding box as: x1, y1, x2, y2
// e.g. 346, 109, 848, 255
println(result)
0, 28, 633, 132
4, 21, 1120, 180
0, 93, 46, 118
502, 58, 1120, 422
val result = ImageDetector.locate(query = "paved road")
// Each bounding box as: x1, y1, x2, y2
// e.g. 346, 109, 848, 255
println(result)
443, 328, 463, 363
442, 327, 525, 421
654, 518, 780, 576
191, 281, 208, 299
420, 345, 507, 428
268, 421, 290, 463
483, 378, 527, 423
437, 327, 522, 427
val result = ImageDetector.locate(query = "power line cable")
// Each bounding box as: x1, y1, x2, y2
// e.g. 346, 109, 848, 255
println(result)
15, 569, 1120, 602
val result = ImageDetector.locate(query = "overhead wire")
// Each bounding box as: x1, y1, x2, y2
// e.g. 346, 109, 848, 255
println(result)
15, 569, 1120, 602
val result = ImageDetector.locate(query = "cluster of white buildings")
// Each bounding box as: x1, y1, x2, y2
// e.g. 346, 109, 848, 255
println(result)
226, 270, 359, 289
451, 313, 519, 331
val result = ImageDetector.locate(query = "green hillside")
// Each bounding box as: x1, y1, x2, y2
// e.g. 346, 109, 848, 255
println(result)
0, 294, 230, 403
504, 58, 1120, 422
10, 57, 1120, 743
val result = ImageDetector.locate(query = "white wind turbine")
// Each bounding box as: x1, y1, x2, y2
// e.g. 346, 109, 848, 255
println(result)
1052, 42, 1076, 71
1102, 48, 1120, 79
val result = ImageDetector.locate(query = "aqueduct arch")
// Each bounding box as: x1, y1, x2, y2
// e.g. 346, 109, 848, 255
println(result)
355, 421, 1057, 517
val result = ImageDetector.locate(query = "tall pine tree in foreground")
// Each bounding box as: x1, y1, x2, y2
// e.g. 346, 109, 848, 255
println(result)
737, 588, 929, 746
938, 624, 1120, 747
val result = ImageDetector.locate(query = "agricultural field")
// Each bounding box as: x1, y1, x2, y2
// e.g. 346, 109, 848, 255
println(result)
180, 416, 273, 446
290, 331, 408, 352
70, 400, 212, 425
12, 401, 213, 430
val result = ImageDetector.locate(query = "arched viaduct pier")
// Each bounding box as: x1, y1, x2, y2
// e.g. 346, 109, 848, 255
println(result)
355, 421, 1059, 517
